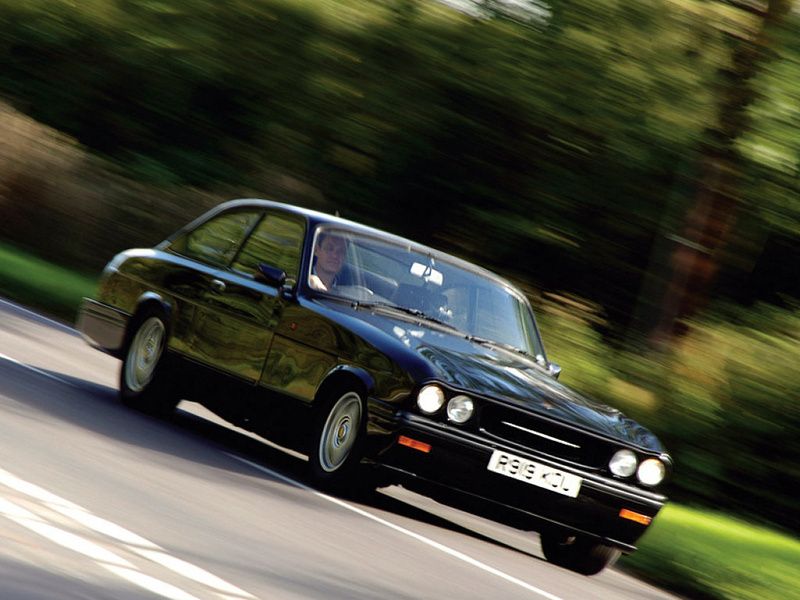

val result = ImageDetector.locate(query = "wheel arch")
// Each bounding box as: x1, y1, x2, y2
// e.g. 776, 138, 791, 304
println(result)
308, 365, 375, 487
122, 292, 174, 352
133, 292, 173, 320
314, 365, 374, 408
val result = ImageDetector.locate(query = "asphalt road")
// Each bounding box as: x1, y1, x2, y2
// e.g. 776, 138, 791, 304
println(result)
0, 298, 680, 600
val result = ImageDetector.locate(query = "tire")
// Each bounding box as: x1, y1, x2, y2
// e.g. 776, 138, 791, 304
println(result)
119, 311, 178, 416
540, 531, 621, 575
308, 386, 372, 496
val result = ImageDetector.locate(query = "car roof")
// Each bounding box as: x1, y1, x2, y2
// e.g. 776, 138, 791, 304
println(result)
203, 198, 521, 293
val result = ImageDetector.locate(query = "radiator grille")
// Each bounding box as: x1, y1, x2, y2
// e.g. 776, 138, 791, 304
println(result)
480, 404, 614, 469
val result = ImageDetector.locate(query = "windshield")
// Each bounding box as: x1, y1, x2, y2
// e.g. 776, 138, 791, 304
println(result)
308, 226, 545, 358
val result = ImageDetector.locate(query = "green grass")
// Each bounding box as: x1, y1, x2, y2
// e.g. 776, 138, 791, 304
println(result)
0, 242, 97, 322
621, 504, 800, 600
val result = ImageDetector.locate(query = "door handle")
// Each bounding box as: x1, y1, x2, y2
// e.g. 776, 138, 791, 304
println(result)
209, 279, 226, 294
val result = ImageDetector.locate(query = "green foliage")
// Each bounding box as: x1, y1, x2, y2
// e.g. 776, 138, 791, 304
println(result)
623, 504, 800, 600
541, 297, 800, 533
711, 307, 800, 527
0, 243, 96, 321
738, 13, 800, 237
536, 294, 612, 396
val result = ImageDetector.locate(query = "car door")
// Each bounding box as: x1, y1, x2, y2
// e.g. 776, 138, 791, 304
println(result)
191, 209, 306, 382
164, 208, 264, 379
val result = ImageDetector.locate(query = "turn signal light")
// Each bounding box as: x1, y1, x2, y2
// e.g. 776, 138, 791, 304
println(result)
619, 508, 652, 525
398, 435, 431, 453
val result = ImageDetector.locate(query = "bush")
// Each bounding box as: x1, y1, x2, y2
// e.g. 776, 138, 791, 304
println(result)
541, 295, 800, 533
0, 101, 332, 272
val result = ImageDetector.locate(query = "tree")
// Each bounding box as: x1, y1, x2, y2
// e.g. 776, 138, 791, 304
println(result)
649, 0, 795, 347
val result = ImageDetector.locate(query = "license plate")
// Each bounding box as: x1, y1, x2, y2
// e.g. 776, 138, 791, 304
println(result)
487, 450, 582, 498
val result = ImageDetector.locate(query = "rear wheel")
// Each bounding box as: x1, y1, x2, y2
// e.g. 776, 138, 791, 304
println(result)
540, 531, 621, 575
120, 312, 178, 416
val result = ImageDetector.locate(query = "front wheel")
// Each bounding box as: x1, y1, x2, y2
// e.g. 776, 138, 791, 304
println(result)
120, 313, 178, 416
540, 531, 621, 575
308, 388, 371, 495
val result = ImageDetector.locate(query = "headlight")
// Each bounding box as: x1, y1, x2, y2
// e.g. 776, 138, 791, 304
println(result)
637, 458, 667, 486
609, 449, 638, 477
417, 385, 445, 414
446, 395, 474, 423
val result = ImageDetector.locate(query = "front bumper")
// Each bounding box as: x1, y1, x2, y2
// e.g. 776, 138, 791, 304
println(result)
373, 412, 667, 551
75, 298, 129, 356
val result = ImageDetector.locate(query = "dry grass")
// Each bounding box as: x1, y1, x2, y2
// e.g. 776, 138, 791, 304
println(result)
0, 100, 331, 272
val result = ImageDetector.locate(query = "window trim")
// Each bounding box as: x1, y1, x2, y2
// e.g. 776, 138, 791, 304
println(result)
167, 208, 264, 269
228, 209, 307, 280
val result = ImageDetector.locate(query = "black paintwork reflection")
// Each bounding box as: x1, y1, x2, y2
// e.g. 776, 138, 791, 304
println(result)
262, 335, 337, 402
193, 271, 277, 382
263, 302, 411, 404
103, 250, 277, 382
316, 299, 663, 451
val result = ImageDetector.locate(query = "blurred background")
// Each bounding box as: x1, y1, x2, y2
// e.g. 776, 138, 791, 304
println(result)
1, 1, 799, 598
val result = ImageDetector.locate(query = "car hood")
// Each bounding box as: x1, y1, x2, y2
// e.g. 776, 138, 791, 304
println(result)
324, 301, 664, 451
414, 342, 662, 450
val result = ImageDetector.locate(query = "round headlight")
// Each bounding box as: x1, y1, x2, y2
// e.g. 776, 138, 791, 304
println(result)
609, 449, 638, 477
637, 458, 666, 486
417, 385, 445, 414
446, 395, 474, 424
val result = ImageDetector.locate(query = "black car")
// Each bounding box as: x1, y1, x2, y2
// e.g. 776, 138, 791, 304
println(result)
77, 199, 671, 575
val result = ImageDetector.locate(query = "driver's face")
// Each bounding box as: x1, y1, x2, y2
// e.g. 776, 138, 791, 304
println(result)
315, 234, 346, 275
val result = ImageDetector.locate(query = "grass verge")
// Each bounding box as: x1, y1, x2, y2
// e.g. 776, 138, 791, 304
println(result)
0, 242, 97, 322
621, 503, 800, 600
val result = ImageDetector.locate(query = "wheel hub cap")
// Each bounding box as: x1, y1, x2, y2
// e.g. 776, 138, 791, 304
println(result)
335, 419, 350, 446
125, 317, 165, 393
319, 393, 362, 473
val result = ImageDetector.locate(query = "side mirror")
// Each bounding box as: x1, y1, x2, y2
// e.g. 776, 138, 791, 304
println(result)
255, 263, 287, 287
548, 362, 562, 380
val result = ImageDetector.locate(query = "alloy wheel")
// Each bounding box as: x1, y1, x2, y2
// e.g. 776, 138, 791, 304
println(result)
124, 317, 165, 393
318, 392, 362, 472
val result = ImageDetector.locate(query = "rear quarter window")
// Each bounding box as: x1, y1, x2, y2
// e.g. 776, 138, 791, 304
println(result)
170, 211, 261, 267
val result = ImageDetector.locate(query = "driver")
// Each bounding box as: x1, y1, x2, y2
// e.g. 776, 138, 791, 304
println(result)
309, 231, 347, 291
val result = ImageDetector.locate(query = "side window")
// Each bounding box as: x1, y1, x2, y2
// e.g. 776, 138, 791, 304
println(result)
232, 212, 305, 279
172, 211, 261, 267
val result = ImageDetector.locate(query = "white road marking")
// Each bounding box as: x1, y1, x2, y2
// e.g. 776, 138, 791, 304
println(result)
131, 549, 256, 598
0, 467, 256, 600
0, 351, 72, 385
102, 565, 203, 600
0, 312, 256, 599
0, 467, 83, 509
0, 497, 136, 568
47, 503, 161, 548
226, 453, 566, 600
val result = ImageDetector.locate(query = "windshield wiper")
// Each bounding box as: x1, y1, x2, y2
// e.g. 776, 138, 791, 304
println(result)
354, 301, 460, 331
466, 335, 531, 357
